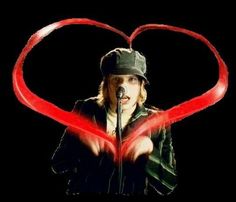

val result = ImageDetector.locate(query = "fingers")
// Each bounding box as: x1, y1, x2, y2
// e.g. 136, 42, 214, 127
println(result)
90, 141, 100, 156
79, 132, 156, 162
122, 136, 153, 162
104, 142, 116, 156
79, 133, 100, 156
133, 151, 140, 162
122, 140, 136, 162
81, 134, 116, 158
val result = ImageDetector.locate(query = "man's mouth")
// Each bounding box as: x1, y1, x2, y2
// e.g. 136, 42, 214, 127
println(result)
120, 96, 130, 104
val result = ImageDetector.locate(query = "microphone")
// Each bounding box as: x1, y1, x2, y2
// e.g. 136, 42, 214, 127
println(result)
116, 86, 125, 99
115, 86, 124, 194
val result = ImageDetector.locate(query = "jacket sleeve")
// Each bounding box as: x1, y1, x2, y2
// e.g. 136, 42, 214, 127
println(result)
145, 126, 177, 195
51, 130, 81, 174
51, 100, 84, 175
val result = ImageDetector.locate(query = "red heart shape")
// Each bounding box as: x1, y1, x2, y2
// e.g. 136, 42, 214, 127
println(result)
12, 18, 228, 161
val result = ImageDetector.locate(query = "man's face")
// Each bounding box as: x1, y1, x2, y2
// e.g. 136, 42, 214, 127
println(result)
107, 74, 141, 112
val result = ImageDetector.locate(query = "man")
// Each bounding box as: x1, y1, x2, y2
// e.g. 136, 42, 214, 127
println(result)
51, 48, 177, 196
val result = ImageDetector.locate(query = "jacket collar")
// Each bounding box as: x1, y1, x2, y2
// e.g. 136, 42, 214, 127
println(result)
128, 104, 149, 124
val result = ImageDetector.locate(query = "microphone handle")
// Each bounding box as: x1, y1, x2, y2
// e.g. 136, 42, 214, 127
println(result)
116, 97, 123, 194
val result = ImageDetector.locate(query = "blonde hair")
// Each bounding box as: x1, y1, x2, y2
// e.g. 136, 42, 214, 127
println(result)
96, 77, 147, 107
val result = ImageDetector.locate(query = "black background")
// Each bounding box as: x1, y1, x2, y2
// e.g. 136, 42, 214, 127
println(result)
1, 2, 235, 201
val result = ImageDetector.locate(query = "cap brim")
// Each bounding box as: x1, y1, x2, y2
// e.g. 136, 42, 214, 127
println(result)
108, 67, 149, 84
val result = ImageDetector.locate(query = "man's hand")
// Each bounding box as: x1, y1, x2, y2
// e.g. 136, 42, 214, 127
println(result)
122, 136, 153, 162
79, 132, 116, 157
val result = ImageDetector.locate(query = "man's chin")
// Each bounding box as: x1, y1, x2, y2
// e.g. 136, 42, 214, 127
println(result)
122, 103, 136, 113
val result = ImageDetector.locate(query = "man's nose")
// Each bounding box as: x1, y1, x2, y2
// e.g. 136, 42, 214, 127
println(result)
115, 78, 128, 92
118, 78, 130, 85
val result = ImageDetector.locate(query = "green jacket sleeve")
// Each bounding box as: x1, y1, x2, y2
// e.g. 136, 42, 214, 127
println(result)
145, 126, 177, 195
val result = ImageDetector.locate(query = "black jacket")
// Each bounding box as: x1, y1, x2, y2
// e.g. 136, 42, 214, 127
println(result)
51, 97, 177, 195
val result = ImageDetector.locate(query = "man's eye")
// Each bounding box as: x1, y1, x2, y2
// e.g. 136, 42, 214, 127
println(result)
129, 77, 138, 83
111, 77, 120, 84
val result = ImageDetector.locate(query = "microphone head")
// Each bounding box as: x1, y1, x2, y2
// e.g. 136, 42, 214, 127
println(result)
116, 86, 125, 99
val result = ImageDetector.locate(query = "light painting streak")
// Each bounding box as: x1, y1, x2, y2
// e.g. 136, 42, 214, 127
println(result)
12, 19, 228, 162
